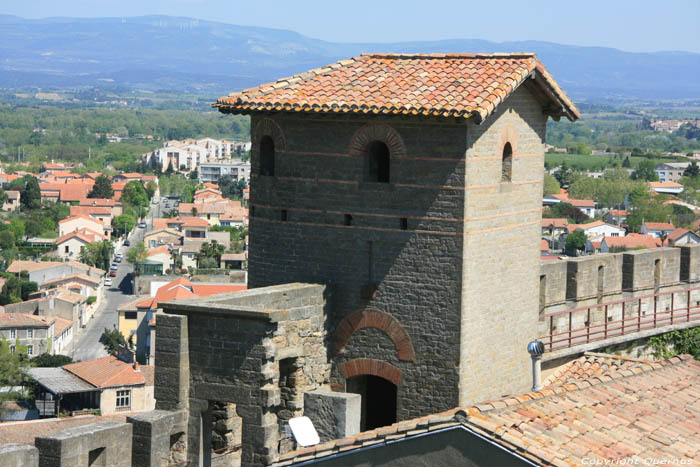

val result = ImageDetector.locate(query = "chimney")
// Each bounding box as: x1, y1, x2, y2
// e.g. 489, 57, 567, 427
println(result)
527, 340, 545, 391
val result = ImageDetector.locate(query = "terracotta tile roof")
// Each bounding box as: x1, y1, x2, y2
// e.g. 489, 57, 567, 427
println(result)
215, 53, 579, 122
79, 198, 118, 207
540, 239, 549, 251
52, 317, 73, 337
63, 355, 145, 388
666, 227, 695, 243
541, 218, 568, 229
41, 273, 101, 287
39, 182, 92, 202
603, 233, 661, 250
609, 209, 627, 216
7, 260, 64, 274
54, 288, 88, 304
650, 181, 683, 189
55, 228, 108, 245
70, 205, 112, 217
552, 193, 596, 208
58, 214, 103, 225
543, 352, 652, 386
203, 182, 219, 189
115, 173, 143, 179
81, 172, 104, 180
274, 355, 700, 466
644, 221, 675, 231
178, 216, 210, 227
152, 218, 169, 231
117, 295, 153, 311
0, 313, 53, 328
144, 277, 246, 310
5, 190, 20, 200
147, 246, 170, 257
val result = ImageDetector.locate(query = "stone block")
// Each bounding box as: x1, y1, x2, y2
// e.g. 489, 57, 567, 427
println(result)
35, 421, 132, 467
304, 389, 361, 442
0, 444, 38, 467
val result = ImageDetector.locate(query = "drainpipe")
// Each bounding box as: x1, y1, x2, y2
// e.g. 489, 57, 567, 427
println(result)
527, 340, 545, 391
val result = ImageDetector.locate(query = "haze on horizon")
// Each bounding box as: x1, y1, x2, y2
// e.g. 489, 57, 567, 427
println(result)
3, 0, 700, 54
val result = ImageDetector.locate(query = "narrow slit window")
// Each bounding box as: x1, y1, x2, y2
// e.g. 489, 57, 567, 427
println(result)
281, 209, 288, 222
260, 135, 275, 176
344, 214, 353, 226
366, 141, 390, 183
400, 218, 408, 230
502, 142, 513, 182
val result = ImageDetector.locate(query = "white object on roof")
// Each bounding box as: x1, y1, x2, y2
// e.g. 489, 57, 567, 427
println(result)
288, 416, 320, 447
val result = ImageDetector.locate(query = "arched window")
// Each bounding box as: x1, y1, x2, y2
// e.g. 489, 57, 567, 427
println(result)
260, 135, 275, 176
366, 141, 390, 183
501, 142, 513, 182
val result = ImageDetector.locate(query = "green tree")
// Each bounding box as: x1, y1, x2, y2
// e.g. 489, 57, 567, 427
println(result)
622, 156, 631, 168
0, 188, 7, 207
87, 175, 115, 199
565, 230, 587, 256
113, 214, 136, 237
18, 175, 42, 211
100, 327, 127, 354
553, 162, 577, 188
195, 240, 225, 268
631, 160, 659, 182
31, 353, 73, 367
79, 241, 114, 271
121, 180, 149, 208
0, 231, 14, 250
144, 181, 157, 200
649, 328, 700, 360
0, 337, 29, 386
683, 162, 700, 178
126, 242, 148, 272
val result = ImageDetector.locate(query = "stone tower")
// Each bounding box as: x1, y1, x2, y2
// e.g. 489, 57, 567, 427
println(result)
215, 53, 579, 427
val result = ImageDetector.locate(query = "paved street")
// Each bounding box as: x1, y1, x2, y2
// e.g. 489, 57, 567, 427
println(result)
70, 200, 162, 362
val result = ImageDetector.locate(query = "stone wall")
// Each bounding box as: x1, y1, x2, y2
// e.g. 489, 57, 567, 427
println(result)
459, 84, 546, 405
539, 246, 700, 360
157, 283, 330, 467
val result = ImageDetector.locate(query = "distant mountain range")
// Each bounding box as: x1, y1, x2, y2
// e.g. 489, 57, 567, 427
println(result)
1, 14, 699, 102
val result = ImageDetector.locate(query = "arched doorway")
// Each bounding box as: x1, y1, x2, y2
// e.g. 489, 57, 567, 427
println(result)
347, 375, 397, 431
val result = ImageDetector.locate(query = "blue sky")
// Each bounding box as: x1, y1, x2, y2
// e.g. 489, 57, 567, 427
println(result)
4, 0, 700, 53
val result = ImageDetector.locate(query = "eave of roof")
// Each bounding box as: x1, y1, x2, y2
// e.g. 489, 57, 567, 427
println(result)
213, 53, 579, 123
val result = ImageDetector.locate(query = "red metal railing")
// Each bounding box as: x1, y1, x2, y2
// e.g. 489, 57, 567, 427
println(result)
540, 286, 700, 352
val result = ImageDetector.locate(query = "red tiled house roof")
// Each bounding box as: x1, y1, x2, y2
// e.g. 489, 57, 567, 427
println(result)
274, 355, 700, 466
214, 53, 579, 122
63, 355, 145, 388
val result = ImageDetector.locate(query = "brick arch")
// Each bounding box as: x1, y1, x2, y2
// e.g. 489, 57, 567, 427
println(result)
497, 123, 518, 158
253, 117, 286, 152
340, 358, 402, 386
334, 308, 415, 362
348, 122, 407, 159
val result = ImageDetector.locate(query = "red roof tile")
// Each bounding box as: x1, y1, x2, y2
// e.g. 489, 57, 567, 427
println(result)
63, 355, 145, 388
541, 218, 568, 229
214, 53, 579, 122
644, 222, 675, 231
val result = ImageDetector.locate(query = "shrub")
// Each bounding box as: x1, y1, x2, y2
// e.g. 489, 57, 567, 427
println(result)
87, 296, 97, 305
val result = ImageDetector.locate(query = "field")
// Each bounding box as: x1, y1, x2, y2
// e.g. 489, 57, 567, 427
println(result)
544, 153, 688, 172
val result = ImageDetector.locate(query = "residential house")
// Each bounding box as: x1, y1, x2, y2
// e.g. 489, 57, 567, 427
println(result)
605, 209, 627, 226
37, 288, 88, 328
0, 313, 55, 357
39, 273, 102, 302
665, 228, 700, 246
655, 162, 690, 183
145, 246, 174, 272
112, 173, 144, 183
58, 215, 108, 238
27, 356, 155, 416
144, 228, 183, 249
69, 205, 112, 226
600, 233, 661, 253
118, 277, 246, 363
193, 187, 223, 202
540, 239, 549, 256
649, 181, 684, 195
79, 198, 122, 217
6, 260, 105, 285
543, 189, 596, 218
178, 199, 245, 226
641, 221, 676, 239
221, 252, 247, 269
569, 220, 625, 239
1, 190, 20, 211
198, 160, 251, 184
38, 181, 93, 204
55, 228, 109, 260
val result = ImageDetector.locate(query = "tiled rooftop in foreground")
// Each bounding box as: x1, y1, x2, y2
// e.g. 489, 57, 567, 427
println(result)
274, 355, 700, 465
